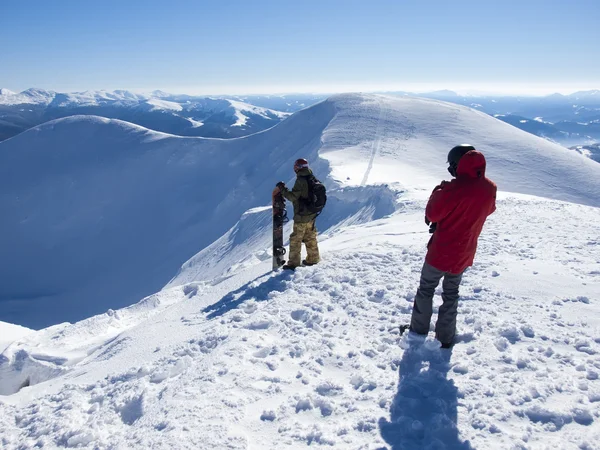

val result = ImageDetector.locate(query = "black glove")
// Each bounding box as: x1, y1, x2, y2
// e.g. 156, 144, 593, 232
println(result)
425, 215, 430, 226
428, 222, 437, 234
276, 181, 285, 189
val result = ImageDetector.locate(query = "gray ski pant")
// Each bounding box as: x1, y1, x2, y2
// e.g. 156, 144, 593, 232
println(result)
410, 262, 464, 344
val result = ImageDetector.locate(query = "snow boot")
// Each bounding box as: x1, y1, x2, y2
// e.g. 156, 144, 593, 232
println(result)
282, 264, 297, 271
440, 341, 453, 349
302, 260, 317, 267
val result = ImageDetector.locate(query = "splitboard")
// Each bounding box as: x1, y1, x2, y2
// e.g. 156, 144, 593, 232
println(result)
272, 186, 287, 270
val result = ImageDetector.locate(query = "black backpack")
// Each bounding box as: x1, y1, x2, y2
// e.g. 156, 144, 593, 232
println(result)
304, 175, 327, 214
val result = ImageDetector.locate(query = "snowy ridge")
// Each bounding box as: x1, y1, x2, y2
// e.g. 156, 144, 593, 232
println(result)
320, 95, 600, 206
1, 93, 600, 448
2, 94, 600, 330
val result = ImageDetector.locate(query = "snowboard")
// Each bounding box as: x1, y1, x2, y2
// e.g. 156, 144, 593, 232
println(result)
272, 186, 287, 270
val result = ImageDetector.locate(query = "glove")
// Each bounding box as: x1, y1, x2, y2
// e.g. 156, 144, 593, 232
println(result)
276, 181, 285, 189
425, 215, 430, 226
429, 222, 437, 234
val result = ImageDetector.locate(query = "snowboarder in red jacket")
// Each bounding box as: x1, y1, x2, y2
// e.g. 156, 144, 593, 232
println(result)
410, 145, 497, 348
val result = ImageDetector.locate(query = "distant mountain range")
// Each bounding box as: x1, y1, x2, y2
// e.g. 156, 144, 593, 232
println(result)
412, 90, 600, 146
0, 88, 289, 141
2, 88, 600, 156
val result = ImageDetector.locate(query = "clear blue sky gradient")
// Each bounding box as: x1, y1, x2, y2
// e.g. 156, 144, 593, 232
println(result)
1, 0, 599, 94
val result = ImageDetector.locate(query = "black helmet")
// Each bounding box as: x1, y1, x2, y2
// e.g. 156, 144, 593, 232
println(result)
447, 144, 475, 177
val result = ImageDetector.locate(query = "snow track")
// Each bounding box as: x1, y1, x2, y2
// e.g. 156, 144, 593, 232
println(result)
361, 98, 388, 186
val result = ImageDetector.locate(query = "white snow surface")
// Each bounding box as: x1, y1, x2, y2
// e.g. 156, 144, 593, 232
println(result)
1, 94, 600, 448
0, 322, 33, 353
0, 196, 599, 449
0, 88, 16, 97
0, 88, 146, 106
227, 99, 289, 126
145, 98, 184, 112
0, 88, 55, 105
2, 94, 600, 327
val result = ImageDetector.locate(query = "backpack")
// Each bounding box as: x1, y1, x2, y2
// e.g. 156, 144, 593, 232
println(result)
304, 175, 327, 214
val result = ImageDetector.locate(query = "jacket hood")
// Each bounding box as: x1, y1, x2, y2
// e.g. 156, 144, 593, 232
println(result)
457, 150, 486, 178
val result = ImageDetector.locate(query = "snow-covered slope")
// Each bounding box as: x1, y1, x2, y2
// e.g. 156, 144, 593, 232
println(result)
2, 94, 600, 330
1, 93, 600, 449
0, 322, 33, 354
0, 195, 598, 449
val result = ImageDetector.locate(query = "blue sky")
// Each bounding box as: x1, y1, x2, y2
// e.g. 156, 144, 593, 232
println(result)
1, 0, 598, 95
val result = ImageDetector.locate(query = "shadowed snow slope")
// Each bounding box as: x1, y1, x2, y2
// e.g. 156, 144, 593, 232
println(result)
1, 94, 600, 329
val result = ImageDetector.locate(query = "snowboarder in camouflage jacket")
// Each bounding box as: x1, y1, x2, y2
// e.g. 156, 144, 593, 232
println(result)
277, 158, 321, 270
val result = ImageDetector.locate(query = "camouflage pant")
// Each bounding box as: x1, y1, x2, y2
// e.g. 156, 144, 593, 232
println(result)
288, 220, 320, 267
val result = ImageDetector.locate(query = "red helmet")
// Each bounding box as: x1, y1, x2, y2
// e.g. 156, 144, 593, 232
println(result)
294, 158, 309, 172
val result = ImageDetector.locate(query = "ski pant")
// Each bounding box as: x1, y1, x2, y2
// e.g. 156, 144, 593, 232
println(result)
288, 220, 320, 267
410, 262, 464, 344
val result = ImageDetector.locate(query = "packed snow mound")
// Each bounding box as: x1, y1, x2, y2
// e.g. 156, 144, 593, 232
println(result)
2, 94, 600, 329
0, 196, 598, 448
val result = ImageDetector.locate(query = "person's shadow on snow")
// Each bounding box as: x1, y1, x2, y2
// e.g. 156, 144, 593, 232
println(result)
379, 342, 472, 449
202, 271, 292, 319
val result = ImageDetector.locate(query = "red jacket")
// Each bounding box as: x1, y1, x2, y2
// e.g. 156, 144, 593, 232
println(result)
425, 150, 496, 274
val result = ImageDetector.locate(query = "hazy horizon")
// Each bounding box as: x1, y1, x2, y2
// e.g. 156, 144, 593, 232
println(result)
2, 83, 599, 98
